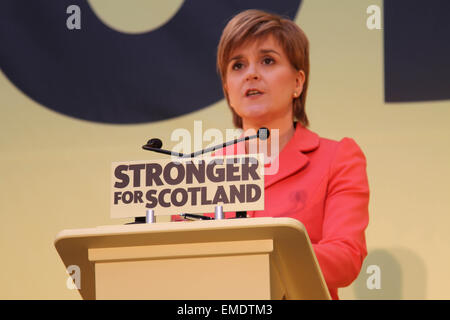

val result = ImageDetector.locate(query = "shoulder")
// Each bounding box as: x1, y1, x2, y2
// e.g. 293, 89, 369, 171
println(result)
316, 135, 369, 191
297, 129, 370, 196
318, 135, 366, 160
299, 127, 367, 172
294, 124, 365, 156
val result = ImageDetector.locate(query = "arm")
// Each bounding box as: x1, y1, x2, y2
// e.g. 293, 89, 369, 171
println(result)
312, 138, 370, 288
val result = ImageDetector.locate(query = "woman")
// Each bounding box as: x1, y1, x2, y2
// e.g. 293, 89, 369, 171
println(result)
216, 9, 370, 300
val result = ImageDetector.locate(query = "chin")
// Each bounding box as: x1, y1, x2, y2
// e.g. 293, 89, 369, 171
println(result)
240, 104, 271, 118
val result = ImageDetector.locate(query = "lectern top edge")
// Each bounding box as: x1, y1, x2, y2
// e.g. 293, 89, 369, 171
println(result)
54, 217, 305, 245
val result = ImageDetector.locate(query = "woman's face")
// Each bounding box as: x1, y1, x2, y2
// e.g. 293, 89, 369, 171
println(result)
224, 35, 305, 127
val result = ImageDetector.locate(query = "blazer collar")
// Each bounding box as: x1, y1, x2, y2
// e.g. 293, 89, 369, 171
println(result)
289, 122, 320, 153
213, 123, 320, 188
264, 123, 320, 189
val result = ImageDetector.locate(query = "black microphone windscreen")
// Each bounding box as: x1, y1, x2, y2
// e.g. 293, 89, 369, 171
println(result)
146, 138, 163, 149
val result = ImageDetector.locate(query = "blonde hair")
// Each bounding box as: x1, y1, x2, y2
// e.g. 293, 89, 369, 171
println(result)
217, 9, 310, 128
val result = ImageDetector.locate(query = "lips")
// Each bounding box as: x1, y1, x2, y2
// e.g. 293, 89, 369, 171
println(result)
245, 88, 264, 97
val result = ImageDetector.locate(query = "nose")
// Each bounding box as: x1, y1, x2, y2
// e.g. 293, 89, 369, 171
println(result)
245, 63, 260, 81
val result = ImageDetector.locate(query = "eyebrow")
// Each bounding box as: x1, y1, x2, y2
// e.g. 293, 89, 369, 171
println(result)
228, 49, 281, 63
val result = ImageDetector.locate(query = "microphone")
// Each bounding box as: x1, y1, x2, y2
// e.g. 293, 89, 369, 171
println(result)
146, 138, 162, 149
142, 127, 270, 158
142, 139, 183, 157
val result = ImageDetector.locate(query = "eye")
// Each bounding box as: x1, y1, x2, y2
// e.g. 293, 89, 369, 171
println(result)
232, 61, 244, 70
262, 57, 275, 65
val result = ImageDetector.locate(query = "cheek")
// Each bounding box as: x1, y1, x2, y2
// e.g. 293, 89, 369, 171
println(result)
270, 83, 293, 104
271, 73, 297, 100
225, 78, 240, 105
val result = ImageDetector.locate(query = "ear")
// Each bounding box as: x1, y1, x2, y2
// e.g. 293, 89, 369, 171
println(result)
294, 70, 306, 96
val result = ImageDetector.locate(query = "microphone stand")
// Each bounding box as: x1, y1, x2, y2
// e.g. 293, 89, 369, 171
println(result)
142, 131, 265, 158
130, 128, 269, 223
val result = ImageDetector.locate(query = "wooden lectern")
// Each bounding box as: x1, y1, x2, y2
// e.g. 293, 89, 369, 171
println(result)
54, 217, 330, 300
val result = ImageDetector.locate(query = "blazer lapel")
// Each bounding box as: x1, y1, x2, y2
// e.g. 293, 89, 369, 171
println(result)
210, 124, 320, 189
264, 124, 320, 189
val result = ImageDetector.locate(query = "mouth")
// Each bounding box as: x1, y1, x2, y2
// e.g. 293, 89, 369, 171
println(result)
245, 88, 264, 97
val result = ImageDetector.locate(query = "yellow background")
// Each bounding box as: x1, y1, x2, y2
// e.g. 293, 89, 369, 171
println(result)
1, 0, 449, 299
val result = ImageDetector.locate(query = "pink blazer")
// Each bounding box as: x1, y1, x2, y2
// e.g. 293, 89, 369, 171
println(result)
217, 123, 370, 299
